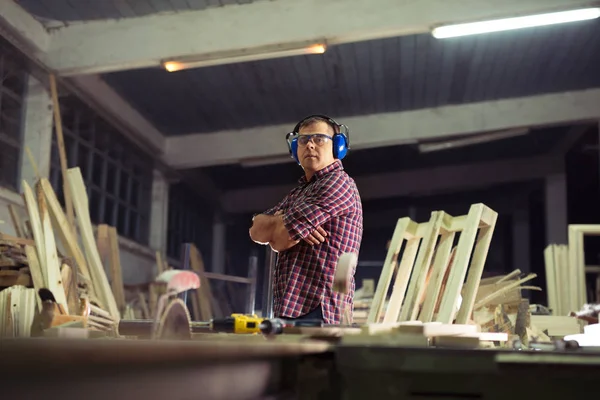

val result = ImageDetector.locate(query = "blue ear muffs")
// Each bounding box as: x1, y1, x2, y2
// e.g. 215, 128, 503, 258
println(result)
286, 115, 350, 165
332, 134, 348, 160
289, 136, 300, 164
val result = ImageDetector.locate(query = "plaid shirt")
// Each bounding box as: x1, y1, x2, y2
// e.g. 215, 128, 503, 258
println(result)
263, 160, 363, 324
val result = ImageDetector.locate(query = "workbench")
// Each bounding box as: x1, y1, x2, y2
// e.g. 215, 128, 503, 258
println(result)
336, 344, 600, 399
1, 337, 599, 400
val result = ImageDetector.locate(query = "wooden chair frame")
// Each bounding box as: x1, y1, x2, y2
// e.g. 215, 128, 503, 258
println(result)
367, 203, 497, 325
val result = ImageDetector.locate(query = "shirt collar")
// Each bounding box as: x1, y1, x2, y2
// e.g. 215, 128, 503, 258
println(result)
298, 159, 343, 184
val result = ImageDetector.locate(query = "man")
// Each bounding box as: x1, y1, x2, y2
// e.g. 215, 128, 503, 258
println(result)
249, 115, 363, 324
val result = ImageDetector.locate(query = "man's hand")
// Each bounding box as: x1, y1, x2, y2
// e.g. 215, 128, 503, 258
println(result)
303, 226, 328, 246
249, 214, 277, 244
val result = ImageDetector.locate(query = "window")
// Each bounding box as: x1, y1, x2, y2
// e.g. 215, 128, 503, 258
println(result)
167, 183, 213, 261
49, 96, 153, 245
0, 42, 27, 190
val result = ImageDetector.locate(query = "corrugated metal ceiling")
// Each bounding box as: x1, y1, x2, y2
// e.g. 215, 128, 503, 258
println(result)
100, 19, 600, 136
15, 0, 262, 22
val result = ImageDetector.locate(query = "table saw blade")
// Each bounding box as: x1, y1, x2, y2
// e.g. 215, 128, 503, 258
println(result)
154, 298, 192, 340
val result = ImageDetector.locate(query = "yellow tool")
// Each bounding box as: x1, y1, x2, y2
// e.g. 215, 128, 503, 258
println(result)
206, 313, 264, 334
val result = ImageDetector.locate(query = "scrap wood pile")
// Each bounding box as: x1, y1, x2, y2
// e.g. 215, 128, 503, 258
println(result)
0, 168, 139, 338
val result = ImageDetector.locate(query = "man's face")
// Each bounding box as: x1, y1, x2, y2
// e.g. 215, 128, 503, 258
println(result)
297, 121, 336, 174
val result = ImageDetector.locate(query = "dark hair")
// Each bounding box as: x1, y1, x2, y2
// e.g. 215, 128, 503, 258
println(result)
296, 115, 339, 134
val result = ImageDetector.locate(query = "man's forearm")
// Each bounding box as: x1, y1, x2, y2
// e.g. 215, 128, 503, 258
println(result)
249, 214, 278, 244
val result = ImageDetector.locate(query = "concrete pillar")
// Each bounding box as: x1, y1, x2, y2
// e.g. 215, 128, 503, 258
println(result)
545, 173, 568, 245
149, 169, 169, 254
211, 213, 226, 273
19, 75, 53, 189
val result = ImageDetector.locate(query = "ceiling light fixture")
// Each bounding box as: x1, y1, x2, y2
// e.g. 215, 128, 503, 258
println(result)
432, 7, 600, 39
162, 41, 327, 72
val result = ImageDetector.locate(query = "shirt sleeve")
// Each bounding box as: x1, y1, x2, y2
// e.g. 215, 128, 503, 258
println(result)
261, 193, 290, 216
282, 173, 356, 240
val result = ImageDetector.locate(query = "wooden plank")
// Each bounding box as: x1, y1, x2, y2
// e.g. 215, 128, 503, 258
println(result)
0, 234, 35, 246
401, 211, 443, 321
66, 167, 120, 321
49, 73, 75, 230
437, 204, 484, 324
40, 178, 94, 291
455, 205, 497, 324
189, 244, 215, 320
21, 181, 46, 285
368, 217, 417, 323
382, 225, 420, 323
24, 245, 44, 311
544, 245, 559, 314
107, 226, 125, 315
200, 272, 253, 284
61, 263, 80, 315
419, 213, 456, 322
36, 181, 69, 314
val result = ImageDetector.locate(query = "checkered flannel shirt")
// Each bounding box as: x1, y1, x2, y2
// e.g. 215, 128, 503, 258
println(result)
263, 160, 363, 324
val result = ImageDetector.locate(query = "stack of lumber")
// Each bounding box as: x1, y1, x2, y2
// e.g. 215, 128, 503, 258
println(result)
341, 321, 507, 349
0, 168, 133, 338
545, 225, 600, 317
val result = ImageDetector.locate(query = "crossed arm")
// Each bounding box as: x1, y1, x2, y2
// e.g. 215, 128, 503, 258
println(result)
249, 211, 327, 252
249, 173, 354, 252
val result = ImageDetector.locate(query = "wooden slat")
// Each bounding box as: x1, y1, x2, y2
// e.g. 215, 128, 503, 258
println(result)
66, 167, 120, 321
455, 206, 498, 324
49, 73, 76, 231
437, 204, 485, 324
367, 217, 418, 324
40, 178, 94, 290
189, 244, 215, 320
419, 214, 457, 322
107, 226, 125, 314
36, 181, 69, 314
401, 211, 443, 321
24, 245, 44, 311
21, 181, 46, 285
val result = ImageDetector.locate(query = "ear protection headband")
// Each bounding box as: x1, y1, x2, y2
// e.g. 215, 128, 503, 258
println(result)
285, 114, 351, 164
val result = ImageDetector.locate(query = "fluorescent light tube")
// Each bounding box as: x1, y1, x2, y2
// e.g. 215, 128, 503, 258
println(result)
163, 42, 326, 72
432, 8, 600, 39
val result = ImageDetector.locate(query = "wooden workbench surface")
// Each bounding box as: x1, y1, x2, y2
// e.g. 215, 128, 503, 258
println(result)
0, 336, 333, 369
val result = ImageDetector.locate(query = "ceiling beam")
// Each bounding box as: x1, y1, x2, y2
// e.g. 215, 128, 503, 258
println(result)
67, 74, 166, 155
165, 88, 600, 168
221, 154, 563, 214
0, 4, 168, 156
41, 0, 589, 76
0, 1, 49, 55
